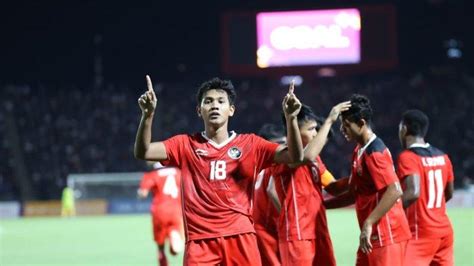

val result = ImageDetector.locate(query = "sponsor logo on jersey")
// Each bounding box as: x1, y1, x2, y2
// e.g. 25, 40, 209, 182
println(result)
227, 147, 242, 159
195, 149, 208, 156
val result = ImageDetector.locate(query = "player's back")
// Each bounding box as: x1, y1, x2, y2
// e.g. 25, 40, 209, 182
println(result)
141, 167, 182, 209
398, 144, 454, 239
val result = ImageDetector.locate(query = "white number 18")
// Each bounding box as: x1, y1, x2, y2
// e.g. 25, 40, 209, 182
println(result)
210, 160, 227, 180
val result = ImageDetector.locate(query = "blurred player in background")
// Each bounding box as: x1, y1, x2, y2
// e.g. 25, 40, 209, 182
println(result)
138, 161, 184, 266
134, 76, 303, 265
325, 94, 411, 266
253, 123, 286, 266
397, 109, 454, 265
61, 186, 76, 217
271, 102, 350, 266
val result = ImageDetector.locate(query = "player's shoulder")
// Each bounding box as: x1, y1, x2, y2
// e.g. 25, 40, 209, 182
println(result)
365, 137, 387, 155
409, 144, 446, 157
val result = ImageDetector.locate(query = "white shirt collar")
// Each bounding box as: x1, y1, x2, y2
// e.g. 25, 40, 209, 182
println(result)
357, 133, 377, 159
408, 143, 430, 149
201, 131, 237, 149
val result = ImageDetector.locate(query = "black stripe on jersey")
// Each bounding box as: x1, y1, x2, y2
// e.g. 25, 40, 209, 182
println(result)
409, 145, 446, 157
365, 138, 387, 155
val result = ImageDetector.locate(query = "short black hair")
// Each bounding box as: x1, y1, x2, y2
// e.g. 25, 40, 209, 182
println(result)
341, 94, 373, 124
401, 109, 429, 137
258, 123, 285, 141
196, 77, 237, 105
281, 104, 316, 129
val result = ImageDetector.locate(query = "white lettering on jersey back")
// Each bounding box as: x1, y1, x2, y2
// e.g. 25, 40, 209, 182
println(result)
421, 156, 446, 167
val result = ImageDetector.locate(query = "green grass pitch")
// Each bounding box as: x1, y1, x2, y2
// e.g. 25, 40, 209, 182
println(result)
1, 209, 473, 265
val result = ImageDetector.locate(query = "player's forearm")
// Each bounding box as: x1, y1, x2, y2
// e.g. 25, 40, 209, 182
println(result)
324, 190, 355, 209
134, 113, 154, 159
286, 116, 304, 163
325, 177, 350, 196
303, 119, 332, 162
365, 183, 402, 225
402, 188, 419, 209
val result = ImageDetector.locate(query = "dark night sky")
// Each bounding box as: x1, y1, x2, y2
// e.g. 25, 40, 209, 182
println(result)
0, 0, 471, 86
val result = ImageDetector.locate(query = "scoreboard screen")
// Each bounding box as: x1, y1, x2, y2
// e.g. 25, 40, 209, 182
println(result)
256, 9, 361, 68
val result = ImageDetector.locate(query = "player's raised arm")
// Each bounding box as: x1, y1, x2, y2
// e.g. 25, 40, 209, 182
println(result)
303, 101, 351, 163
134, 75, 168, 161
274, 80, 304, 164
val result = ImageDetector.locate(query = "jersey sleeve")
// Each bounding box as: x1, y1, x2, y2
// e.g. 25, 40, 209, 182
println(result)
254, 135, 279, 171
365, 151, 399, 190
139, 172, 155, 190
162, 134, 186, 167
445, 155, 455, 182
396, 151, 420, 182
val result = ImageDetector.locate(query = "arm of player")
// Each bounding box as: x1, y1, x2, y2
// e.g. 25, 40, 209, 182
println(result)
324, 176, 350, 197
303, 101, 351, 163
359, 182, 403, 254
401, 174, 420, 208
137, 188, 150, 199
134, 75, 168, 161
445, 181, 454, 202
274, 81, 304, 164
324, 186, 355, 209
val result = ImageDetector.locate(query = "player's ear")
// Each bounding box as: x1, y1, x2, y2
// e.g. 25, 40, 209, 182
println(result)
229, 104, 235, 117
196, 106, 202, 118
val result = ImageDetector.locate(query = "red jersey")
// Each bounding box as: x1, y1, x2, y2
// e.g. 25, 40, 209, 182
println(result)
272, 156, 329, 241
397, 143, 454, 239
253, 168, 279, 234
349, 135, 411, 248
140, 167, 182, 213
162, 132, 279, 241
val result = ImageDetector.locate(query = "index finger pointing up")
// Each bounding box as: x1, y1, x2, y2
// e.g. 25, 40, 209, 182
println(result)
289, 79, 295, 94
146, 75, 154, 92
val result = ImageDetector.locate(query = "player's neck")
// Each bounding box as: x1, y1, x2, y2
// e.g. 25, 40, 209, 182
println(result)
357, 129, 374, 146
405, 136, 425, 149
204, 124, 230, 144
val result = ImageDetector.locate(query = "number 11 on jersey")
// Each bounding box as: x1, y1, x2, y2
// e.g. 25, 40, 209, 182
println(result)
210, 160, 227, 180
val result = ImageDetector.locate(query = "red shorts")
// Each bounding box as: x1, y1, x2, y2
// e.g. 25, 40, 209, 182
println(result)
184, 233, 261, 266
404, 235, 453, 266
356, 241, 407, 266
151, 210, 183, 245
255, 228, 280, 266
279, 238, 336, 266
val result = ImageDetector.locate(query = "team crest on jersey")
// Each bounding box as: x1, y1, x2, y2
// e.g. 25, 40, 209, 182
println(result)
227, 147, 242, 159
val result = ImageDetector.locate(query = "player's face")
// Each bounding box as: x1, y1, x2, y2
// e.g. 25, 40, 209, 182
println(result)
339, 117, 360, 142
299, 119, 318, 147
197, 89, 235, 126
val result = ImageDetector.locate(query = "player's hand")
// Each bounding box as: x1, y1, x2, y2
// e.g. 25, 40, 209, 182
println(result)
282, 80, 302, 119
327, 101, 351, 123
137, 189, 149, 199
138, 75, 157, 117
359, 221, 373, 254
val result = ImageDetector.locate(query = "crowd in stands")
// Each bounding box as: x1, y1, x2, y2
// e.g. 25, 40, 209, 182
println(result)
1, 65, 473, 201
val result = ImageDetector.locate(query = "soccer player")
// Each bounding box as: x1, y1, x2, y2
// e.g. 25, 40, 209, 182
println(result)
397, 109, 454, 265
253, 123, 286, 266
61, 186, 76, 217
325, 94, 411, 266
134, 76, 303, 265
137, 161, 184, 266
271, 102, 350, 266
